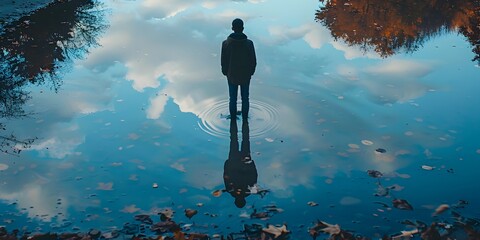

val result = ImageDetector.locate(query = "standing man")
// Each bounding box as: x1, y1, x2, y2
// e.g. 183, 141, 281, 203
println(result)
221, 18, 256, 120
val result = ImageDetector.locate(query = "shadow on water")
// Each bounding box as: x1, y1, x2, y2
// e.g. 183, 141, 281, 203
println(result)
0, 0, 107, 154
315, 0, 480, 63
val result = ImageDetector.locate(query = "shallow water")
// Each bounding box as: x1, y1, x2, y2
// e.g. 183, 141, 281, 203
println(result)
1, 0, 480, 239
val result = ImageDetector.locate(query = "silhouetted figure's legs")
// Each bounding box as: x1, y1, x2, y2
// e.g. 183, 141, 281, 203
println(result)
241, 120, 250, 160
240, 83, 249, 119
228, 82, 250, 119
228, 83, 238, 117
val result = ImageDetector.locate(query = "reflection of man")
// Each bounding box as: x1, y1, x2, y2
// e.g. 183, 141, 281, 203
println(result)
221, 18, 257, 119
223, 119, 257, 208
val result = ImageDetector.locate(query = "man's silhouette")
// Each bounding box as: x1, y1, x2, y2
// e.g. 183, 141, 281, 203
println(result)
223, 119, 257, 208
221, 18, 257, 119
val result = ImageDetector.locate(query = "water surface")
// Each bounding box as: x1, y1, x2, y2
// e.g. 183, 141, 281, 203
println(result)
1, 0, 480, 239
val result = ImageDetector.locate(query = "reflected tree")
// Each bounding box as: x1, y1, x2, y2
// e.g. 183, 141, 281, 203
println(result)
0, 123, 37, 156
0, 0, 107, 154
315, 0, 480, 62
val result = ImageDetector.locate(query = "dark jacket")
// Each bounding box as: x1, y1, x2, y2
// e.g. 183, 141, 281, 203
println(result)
221, 32, 256, 85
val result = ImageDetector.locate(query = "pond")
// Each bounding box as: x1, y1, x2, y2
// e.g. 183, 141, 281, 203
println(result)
1, 0, 480, 239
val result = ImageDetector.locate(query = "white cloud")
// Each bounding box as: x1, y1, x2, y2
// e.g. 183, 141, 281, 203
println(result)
147, 94, 169, 119
140, 0, 195, 19
331, 40, 381, 59
0, 186, 68, 222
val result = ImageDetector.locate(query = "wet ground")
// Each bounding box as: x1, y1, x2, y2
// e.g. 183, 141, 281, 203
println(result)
1, 0, 480, 239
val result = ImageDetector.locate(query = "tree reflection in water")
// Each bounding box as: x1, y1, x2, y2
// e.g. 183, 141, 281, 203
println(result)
315, 0, 480, 62
0, 0, 107, 154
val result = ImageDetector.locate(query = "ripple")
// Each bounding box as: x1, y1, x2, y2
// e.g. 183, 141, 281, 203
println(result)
197, 99, 279, 139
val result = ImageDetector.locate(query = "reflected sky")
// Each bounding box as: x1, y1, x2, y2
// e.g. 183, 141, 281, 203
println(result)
1, 0, 480, 238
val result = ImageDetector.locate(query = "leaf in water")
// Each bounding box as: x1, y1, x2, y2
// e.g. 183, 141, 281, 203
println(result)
159, 208, 174, 221
263, 205, 284, 213
393, 199, 413, 210
310, 220, 341, 236
375, 148, 387, 153
184, 209, 197, 219
432, 204, 449, 216
422, 165, 434, 171
262, 224, 289, 238
170, 162, 186, 172
134, 214, 153, 225
250, 210, 269, 219
151, 220, 179, 234
391, 229, 419, 239
129, 174, 138, 181
348, 143, 360, 149
374, 201, 390, 208
400, 219, 417, 226
361, 140, 374, 145
212, 189, 222, 197
0, 163, 9, 171
339, 196, 361, 205
121, 204, 140, 213
452, 199, 468, 209
375, 183, 390, 197
421, 224, 441, 240
96, 182, 113, 191
367, 169, 383, 178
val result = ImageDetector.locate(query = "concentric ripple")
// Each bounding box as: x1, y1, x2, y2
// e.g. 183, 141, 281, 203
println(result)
197, 99, 279, 139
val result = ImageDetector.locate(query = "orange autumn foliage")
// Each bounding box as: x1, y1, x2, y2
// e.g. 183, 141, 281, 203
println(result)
316, 0, 480, 62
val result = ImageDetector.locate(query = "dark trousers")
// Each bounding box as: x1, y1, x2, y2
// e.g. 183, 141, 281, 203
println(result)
228, 82, 249, 118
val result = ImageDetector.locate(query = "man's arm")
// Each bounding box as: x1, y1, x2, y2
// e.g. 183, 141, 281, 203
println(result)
221, 41, 229, 76
249, 41, 257, 76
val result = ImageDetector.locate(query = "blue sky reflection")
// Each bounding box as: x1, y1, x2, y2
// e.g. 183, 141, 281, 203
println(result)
1, 0, 480, 238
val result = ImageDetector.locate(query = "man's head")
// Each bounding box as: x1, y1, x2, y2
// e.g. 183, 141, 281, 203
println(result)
232, 18, 244, 33
234, 196, 246, 208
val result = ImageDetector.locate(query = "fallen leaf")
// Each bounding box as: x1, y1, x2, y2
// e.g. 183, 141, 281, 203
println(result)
97, 182, 113, 191
184, 209, 197, 219
361, 140, 374, 145
432, 204, 449, 216
212, 190, 222, 197
159, 208, 174, 221
422, 165, 434, 171
375, 148, 387, 153
134, 214, 153, 224
262, 224, 289, 238
310, 220, 341, 236
421, 224, 441, 240
393, 199, 413, 210
121, 204, 140, 213
0, 163, 9, 171
367, 170, 383, 178
391, 229, 419, 239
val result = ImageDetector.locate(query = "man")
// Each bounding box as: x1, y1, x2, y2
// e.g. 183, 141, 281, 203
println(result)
221, 18, 257, 119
